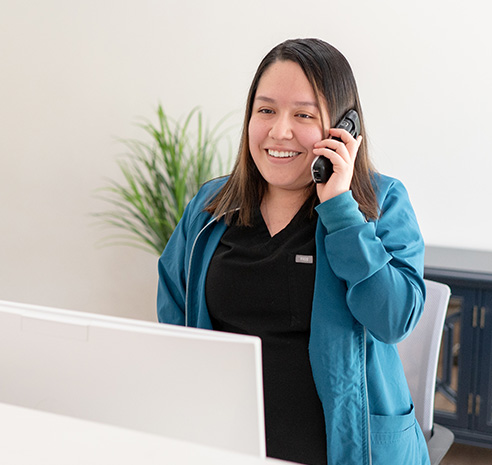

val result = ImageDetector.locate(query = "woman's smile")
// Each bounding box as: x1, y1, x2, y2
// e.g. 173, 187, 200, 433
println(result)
267, 149, 302, 159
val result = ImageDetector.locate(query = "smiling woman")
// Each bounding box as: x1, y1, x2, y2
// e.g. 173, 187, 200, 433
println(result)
206, 38, 378, 230
157, 38, 429, 465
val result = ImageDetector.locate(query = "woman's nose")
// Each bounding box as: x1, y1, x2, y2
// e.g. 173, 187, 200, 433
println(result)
269, 115, 293, 140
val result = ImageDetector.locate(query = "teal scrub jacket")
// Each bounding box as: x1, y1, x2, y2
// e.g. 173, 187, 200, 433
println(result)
157, 173, 430, 465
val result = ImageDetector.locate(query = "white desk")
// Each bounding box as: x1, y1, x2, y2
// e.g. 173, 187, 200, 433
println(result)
0, 402, 296, 465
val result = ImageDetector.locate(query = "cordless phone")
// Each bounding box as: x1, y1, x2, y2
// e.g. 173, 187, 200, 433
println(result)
311, 109, 360, 184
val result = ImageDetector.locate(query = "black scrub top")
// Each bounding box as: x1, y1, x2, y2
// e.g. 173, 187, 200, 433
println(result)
206, 201, 327, 465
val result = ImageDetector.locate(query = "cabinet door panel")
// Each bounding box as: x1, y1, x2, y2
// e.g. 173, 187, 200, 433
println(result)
434, 284, 476, 429
476, 290, 492, 434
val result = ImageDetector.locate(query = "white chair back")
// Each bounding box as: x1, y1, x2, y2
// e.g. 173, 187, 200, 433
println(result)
397, 279, 451, 441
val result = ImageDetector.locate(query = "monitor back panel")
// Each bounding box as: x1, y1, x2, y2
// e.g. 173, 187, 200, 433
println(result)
0, 300, 266, 457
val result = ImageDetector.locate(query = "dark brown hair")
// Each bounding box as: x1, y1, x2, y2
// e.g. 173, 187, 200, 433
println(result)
206, 38, 378, 224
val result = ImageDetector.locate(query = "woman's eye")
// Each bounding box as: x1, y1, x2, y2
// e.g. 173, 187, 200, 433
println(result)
259, 108, 274, 114
297, 113, 312, 119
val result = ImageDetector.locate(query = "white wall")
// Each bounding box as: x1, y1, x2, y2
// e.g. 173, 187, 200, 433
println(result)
1, 0, 491, 320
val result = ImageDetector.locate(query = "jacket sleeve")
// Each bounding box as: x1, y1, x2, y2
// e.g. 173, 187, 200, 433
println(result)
315, 177, 425, 344
157, 221, 188, 326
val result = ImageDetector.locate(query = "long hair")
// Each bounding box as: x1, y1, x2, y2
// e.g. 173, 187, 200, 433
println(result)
206, 38, 379, 224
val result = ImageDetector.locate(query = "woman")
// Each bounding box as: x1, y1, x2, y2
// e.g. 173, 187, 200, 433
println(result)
157, 38, 429, 465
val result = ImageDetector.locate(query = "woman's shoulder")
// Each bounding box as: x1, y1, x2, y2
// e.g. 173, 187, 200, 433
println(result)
187, 176, 229, 212
196, 176, 228, 201
371, 173, 421, 232
373, 172, 411, 204
180, 176, 230, 234
373, 172, 405, 190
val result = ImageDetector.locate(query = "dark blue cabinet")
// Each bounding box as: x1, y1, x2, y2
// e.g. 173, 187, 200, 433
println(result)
476, 290, 492, 437
425, 246, 492, 448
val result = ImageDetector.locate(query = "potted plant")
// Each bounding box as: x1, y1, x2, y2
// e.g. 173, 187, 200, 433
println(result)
95, 105, 232, 255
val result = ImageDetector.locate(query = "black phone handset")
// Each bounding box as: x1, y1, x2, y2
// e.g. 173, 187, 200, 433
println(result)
311, 109, 361, 184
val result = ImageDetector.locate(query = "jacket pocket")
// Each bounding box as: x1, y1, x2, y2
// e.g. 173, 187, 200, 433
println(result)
369, 406, 429, 464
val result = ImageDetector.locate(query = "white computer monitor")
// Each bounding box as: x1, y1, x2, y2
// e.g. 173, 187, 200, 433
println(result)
0, 300, 266, 457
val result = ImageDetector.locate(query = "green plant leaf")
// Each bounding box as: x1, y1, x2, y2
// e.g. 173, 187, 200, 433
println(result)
93, 105, 233, 255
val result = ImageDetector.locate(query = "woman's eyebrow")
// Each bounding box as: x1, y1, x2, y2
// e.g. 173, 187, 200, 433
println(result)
255, 95, 318, 107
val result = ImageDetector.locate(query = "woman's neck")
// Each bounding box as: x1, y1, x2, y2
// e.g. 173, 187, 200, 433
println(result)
260, 188, 309, 237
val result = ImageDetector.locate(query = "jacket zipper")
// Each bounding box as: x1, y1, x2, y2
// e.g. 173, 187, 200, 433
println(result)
184, 217, 219, 327
363, 326, 372, 465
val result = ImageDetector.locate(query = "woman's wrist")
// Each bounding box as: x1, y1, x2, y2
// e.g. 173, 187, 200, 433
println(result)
315, 191, 366, 234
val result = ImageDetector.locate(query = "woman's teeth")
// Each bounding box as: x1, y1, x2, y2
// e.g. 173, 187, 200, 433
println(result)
268, 149, 300, 158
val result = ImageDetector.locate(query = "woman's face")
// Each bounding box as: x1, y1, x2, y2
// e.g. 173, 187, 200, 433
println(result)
248, 60, 329, 197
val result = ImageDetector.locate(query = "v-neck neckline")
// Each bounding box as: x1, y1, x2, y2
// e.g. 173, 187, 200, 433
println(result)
256, 199, 313, 242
